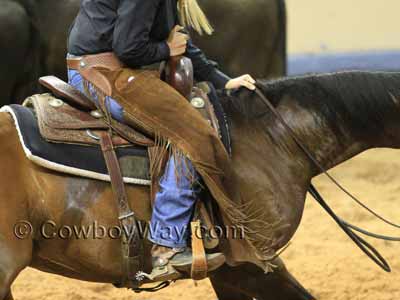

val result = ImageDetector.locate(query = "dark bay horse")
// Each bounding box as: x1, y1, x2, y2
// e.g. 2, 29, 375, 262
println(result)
0, 0, 286, 104
3, 70, 399, 299
0, 0, 37, 103
192, 0, 286, 78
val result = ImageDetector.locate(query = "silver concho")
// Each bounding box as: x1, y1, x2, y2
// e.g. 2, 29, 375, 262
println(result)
190, 97, 205, 109
79, 60, 86, 68
90, 110, 104, 118
48, 98, 64, 108
86, 130, 100, 141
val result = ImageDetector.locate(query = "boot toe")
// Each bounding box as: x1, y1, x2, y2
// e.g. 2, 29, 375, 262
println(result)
171, 252, 225, 273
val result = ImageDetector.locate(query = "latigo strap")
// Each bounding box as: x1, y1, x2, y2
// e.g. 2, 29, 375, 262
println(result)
100, 131, 145, 286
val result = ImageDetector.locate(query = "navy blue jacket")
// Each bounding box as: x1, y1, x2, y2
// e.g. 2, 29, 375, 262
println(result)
68, 0, 230, 88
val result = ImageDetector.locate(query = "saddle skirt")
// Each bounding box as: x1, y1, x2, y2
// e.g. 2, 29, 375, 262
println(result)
1, 99, 151, 185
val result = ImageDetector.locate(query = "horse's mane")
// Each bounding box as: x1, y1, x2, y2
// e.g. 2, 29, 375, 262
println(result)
224, 71, 400, 139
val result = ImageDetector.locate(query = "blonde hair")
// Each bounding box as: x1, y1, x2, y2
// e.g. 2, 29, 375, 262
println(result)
178, 0, 214, 35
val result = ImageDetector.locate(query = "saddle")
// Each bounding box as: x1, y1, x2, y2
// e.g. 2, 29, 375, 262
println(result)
10, 55, 229, 287
39, 60, 225, 150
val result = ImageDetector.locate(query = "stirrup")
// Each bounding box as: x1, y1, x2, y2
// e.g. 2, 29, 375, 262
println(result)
136, 264, 182, 282
137, 247, 189, 282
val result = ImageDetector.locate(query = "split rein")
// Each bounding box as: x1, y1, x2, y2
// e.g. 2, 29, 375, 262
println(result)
253, 85, 400, 272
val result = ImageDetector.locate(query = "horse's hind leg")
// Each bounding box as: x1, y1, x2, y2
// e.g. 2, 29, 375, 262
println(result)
0, 236, 32, 300
0, 136, 33, 300
0, 237, 32, 300
0, 197, 33, 299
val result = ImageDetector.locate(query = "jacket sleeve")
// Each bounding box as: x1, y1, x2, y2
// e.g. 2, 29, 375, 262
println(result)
112, 0, 170, 67
185, 39, 231, 89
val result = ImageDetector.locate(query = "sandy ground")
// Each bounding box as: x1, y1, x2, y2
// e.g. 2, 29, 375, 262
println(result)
11, 1, 400, 299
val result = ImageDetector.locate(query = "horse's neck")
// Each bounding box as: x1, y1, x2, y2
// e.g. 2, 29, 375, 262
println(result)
272, 95, 371, 176
226, 108, 315, 255
228, 110, 313, 198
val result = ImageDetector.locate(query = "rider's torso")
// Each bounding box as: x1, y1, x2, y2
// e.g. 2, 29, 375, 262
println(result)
68, 0, 178, 57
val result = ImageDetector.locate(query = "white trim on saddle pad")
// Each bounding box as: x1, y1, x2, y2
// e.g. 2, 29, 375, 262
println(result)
0, 105, 151, 186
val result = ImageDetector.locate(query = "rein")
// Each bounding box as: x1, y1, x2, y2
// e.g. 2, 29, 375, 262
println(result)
254, 86, 400, 272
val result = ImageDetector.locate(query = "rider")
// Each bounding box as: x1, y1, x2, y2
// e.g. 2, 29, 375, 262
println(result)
67, 0, 255, 279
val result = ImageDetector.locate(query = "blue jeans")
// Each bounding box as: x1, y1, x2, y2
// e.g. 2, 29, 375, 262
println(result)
68, 69, 124, 122
148, 156, 201, 248
67, 68, 200, 248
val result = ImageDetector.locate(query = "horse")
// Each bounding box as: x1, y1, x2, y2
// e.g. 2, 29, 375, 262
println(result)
1, 70, 399, 299
0, 0, 286, 105
0, 97, 312, 299
192, 0, 287, 78
0, 0, 37, 103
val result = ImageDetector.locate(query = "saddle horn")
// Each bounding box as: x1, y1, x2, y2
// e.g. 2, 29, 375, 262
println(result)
160, 55, 194, 100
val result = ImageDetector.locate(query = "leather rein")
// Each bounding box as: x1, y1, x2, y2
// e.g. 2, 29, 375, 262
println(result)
254, 86, 400, 272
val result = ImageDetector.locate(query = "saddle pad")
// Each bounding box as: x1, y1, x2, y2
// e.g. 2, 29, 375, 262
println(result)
1, 105, 151, 185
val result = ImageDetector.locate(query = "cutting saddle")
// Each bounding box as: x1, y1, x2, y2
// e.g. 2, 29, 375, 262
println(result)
8, 56, 229, 288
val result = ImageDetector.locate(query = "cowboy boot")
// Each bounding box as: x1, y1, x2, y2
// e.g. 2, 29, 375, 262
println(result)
145, 245, 225, 282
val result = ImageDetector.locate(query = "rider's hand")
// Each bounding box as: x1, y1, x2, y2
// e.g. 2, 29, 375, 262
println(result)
167, 25, 189, 57
225, 74, 256, 90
